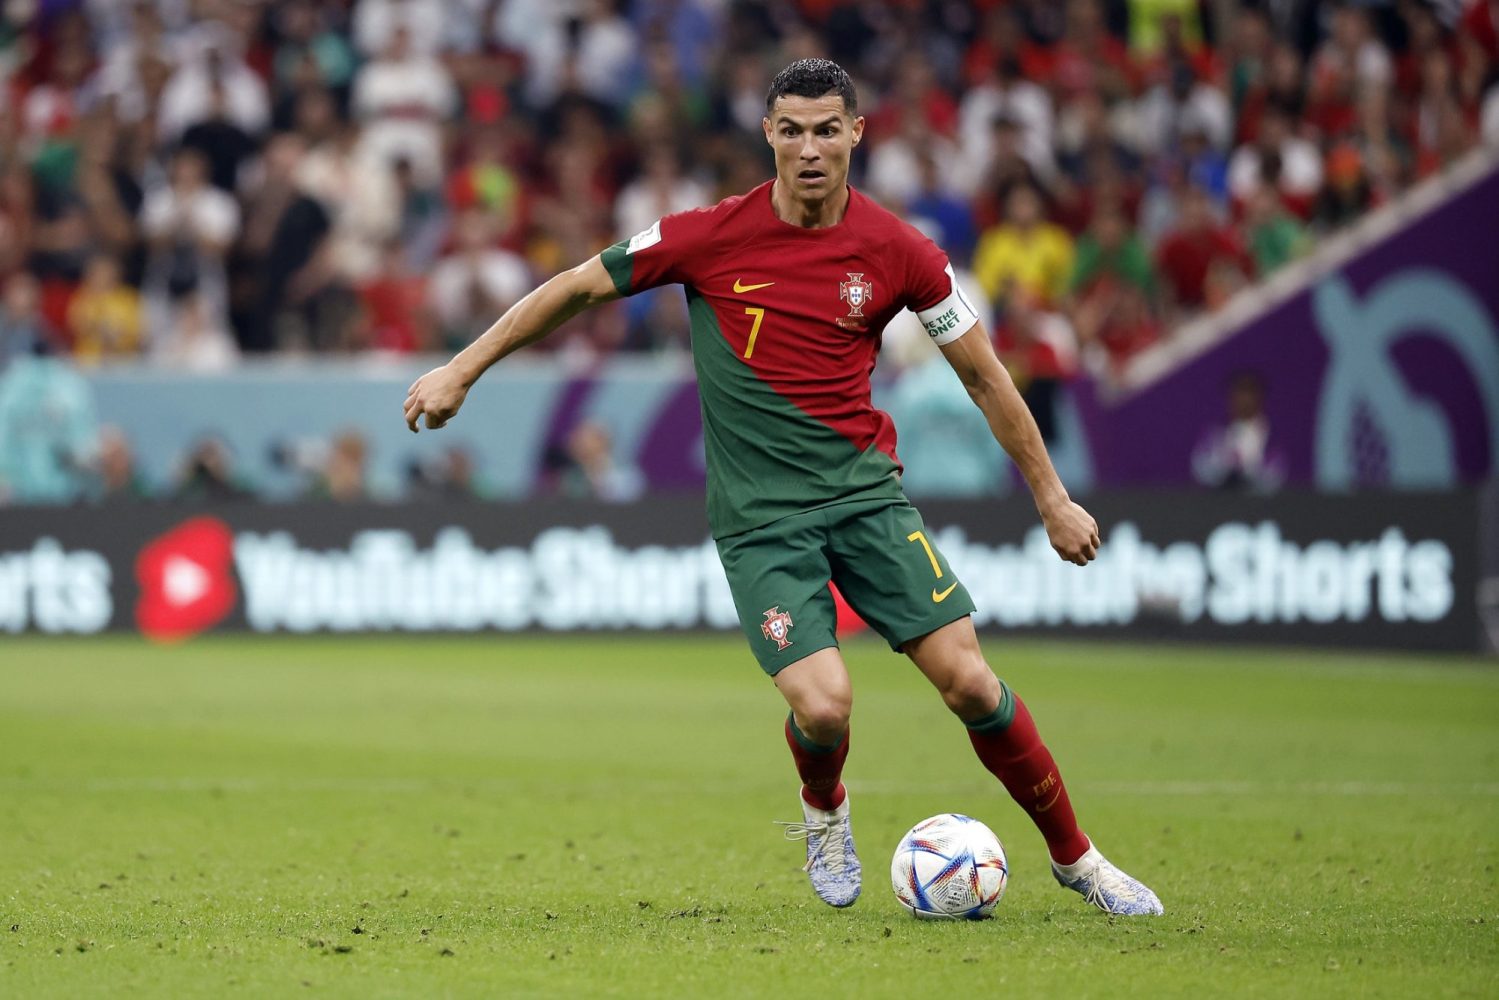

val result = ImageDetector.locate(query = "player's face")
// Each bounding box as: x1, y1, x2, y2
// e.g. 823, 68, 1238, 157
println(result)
763, 94, 864, 200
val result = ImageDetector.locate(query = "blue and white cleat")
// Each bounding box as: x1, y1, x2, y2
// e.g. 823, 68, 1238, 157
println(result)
776, 793, 862, 907
1052, 843, 1164, 915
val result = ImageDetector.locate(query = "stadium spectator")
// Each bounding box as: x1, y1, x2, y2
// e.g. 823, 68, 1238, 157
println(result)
993, 289, 1079, 443
270, 0, 357, 99
886, 351, 1011, 498
1313, 143, 1376, 231
140, 147, 239, 338
1192, 370, 1285, 492
1242, 188, 1310, 276
1135, 59, 1232, 156
0, 342, 98, 504
351, 0, 447, 58
179, 76, 259, 193
558, 420, 644, 503
0, 272, 56, 367
356, 240, 427, 354
296, 119, 400, 285
903, 151, 979, 267
312, 430, 370, 502
407, 445, 481, 502
973, 184, 1075, 307
1155, 186, 1252, 316
428, 209, 531, 351
614, 148, 712, 243
1067, 206, 1161, 373
957, 55, 1056, 191
67, 254, 142, 363
350, 23, 456, 186
92, 424, 149, 501
153, 288, 239, 372
157, 38, 270, 145
868, 107, 964, 208
173, 436, 251, 502
1228, 104, 1324, 216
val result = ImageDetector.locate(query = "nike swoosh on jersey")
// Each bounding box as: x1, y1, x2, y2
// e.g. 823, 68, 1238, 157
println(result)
932, 581, 959, 603
1035, 790, 1063, 813
733, 279, 775, 293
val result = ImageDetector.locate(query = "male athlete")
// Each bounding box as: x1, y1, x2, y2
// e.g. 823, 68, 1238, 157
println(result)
403, 60, 1162, 916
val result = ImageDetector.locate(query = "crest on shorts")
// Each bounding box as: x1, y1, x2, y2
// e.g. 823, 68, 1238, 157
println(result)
761, 606, 794, 650
840, 273, 872, 318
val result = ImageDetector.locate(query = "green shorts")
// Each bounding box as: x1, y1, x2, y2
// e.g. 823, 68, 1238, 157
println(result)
714, 497, 976, 675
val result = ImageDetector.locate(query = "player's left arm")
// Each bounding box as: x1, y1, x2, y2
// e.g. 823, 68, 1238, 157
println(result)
938, 324, 1100, 566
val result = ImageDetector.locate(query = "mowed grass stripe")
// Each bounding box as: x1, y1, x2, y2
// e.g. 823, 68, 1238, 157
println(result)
1, 635, 1495, 999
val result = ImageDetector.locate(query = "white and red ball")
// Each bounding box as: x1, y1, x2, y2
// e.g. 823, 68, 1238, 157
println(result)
891, 813, 1008, 919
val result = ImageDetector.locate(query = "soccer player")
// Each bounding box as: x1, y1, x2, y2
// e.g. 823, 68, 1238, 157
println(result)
403, 59, 1163, 916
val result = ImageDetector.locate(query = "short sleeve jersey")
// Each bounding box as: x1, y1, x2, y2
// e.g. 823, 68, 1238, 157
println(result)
601, 180, 980, 539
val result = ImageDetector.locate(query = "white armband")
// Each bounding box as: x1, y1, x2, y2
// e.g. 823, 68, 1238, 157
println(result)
916, 263, 980, 346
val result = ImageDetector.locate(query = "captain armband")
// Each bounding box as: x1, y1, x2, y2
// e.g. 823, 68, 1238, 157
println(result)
915, 264, 980, 346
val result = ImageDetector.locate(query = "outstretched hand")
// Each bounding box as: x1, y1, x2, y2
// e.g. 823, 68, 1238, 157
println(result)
404, 364, 470, 433
1040, 498, 1101, 566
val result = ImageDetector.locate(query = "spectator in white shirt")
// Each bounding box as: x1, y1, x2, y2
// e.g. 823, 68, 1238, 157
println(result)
613, 148, 712, 242
140, 147, 239, 341
351, 24, 457, 186
1227, 104, 1323, 209
428, 210, 533, 349
1134, 61, 1231, 156
157, 42, 269, 143
351, 0, 448, 57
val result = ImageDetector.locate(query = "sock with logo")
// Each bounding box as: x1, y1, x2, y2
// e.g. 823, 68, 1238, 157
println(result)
964, 683, 1090, 865
784, 712, 849, 811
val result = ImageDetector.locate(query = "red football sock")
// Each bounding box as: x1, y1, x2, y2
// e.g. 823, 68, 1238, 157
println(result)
784, 713, 849, 811
966, 689, 1090, 865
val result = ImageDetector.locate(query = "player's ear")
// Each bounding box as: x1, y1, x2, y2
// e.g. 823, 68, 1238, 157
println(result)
762, 116, 773, 147
851, 115, 865, 147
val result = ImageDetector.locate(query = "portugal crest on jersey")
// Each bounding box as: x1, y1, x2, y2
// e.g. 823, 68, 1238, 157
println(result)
761, 606, 794, 650
840, 273, 872, 318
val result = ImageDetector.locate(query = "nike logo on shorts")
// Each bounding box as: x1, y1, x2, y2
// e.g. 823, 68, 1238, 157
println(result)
931, 581, 959, 603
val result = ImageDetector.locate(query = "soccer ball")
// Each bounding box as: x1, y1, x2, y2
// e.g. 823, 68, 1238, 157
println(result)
891, 814, 1008, 920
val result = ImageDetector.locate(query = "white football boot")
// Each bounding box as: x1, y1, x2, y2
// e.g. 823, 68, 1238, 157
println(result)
1052, 842, 1164, 915
775, 792, 862, 908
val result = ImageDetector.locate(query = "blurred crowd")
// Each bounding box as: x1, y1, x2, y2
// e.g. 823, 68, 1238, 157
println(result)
1, 0, 1497, 503
0, 0, 1494, 368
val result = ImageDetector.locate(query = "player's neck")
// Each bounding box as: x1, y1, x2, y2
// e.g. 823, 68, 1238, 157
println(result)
770, 178, 850, 229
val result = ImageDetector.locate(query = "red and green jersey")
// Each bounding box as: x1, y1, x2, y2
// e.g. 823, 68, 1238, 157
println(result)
601, 180, 980, 538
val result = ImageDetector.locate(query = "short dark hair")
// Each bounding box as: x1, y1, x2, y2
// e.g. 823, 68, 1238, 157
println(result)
765, 58, 857, 115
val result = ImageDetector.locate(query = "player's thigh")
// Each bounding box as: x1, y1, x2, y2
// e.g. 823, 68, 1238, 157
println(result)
715, 511, 839, 677
825, 499, 977, 652
772, 645, 853, 735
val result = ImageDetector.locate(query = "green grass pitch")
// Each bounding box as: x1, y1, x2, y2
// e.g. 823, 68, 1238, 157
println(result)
2, 635, 1496, 998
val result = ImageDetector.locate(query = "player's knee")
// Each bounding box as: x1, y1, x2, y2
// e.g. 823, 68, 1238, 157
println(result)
939, 665, 1001, 720
794, 692, 852, 742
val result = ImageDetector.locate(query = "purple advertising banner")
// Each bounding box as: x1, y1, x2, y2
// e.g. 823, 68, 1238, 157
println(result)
1074, 165, 1499, 489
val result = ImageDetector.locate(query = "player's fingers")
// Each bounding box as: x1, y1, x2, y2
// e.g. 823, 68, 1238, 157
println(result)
405, 400, 422, 433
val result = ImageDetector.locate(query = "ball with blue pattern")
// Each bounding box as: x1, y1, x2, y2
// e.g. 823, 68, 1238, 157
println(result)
891, 813, 1008, 919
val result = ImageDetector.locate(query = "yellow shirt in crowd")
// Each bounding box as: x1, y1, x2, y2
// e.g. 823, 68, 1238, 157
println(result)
69, 287, 143, 362
972, 223, 1076, 305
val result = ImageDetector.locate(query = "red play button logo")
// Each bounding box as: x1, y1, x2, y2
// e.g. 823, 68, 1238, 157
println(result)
135, 517, 238, 641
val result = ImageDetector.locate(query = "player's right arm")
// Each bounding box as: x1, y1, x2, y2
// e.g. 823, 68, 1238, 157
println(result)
403, 255, 620, 433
